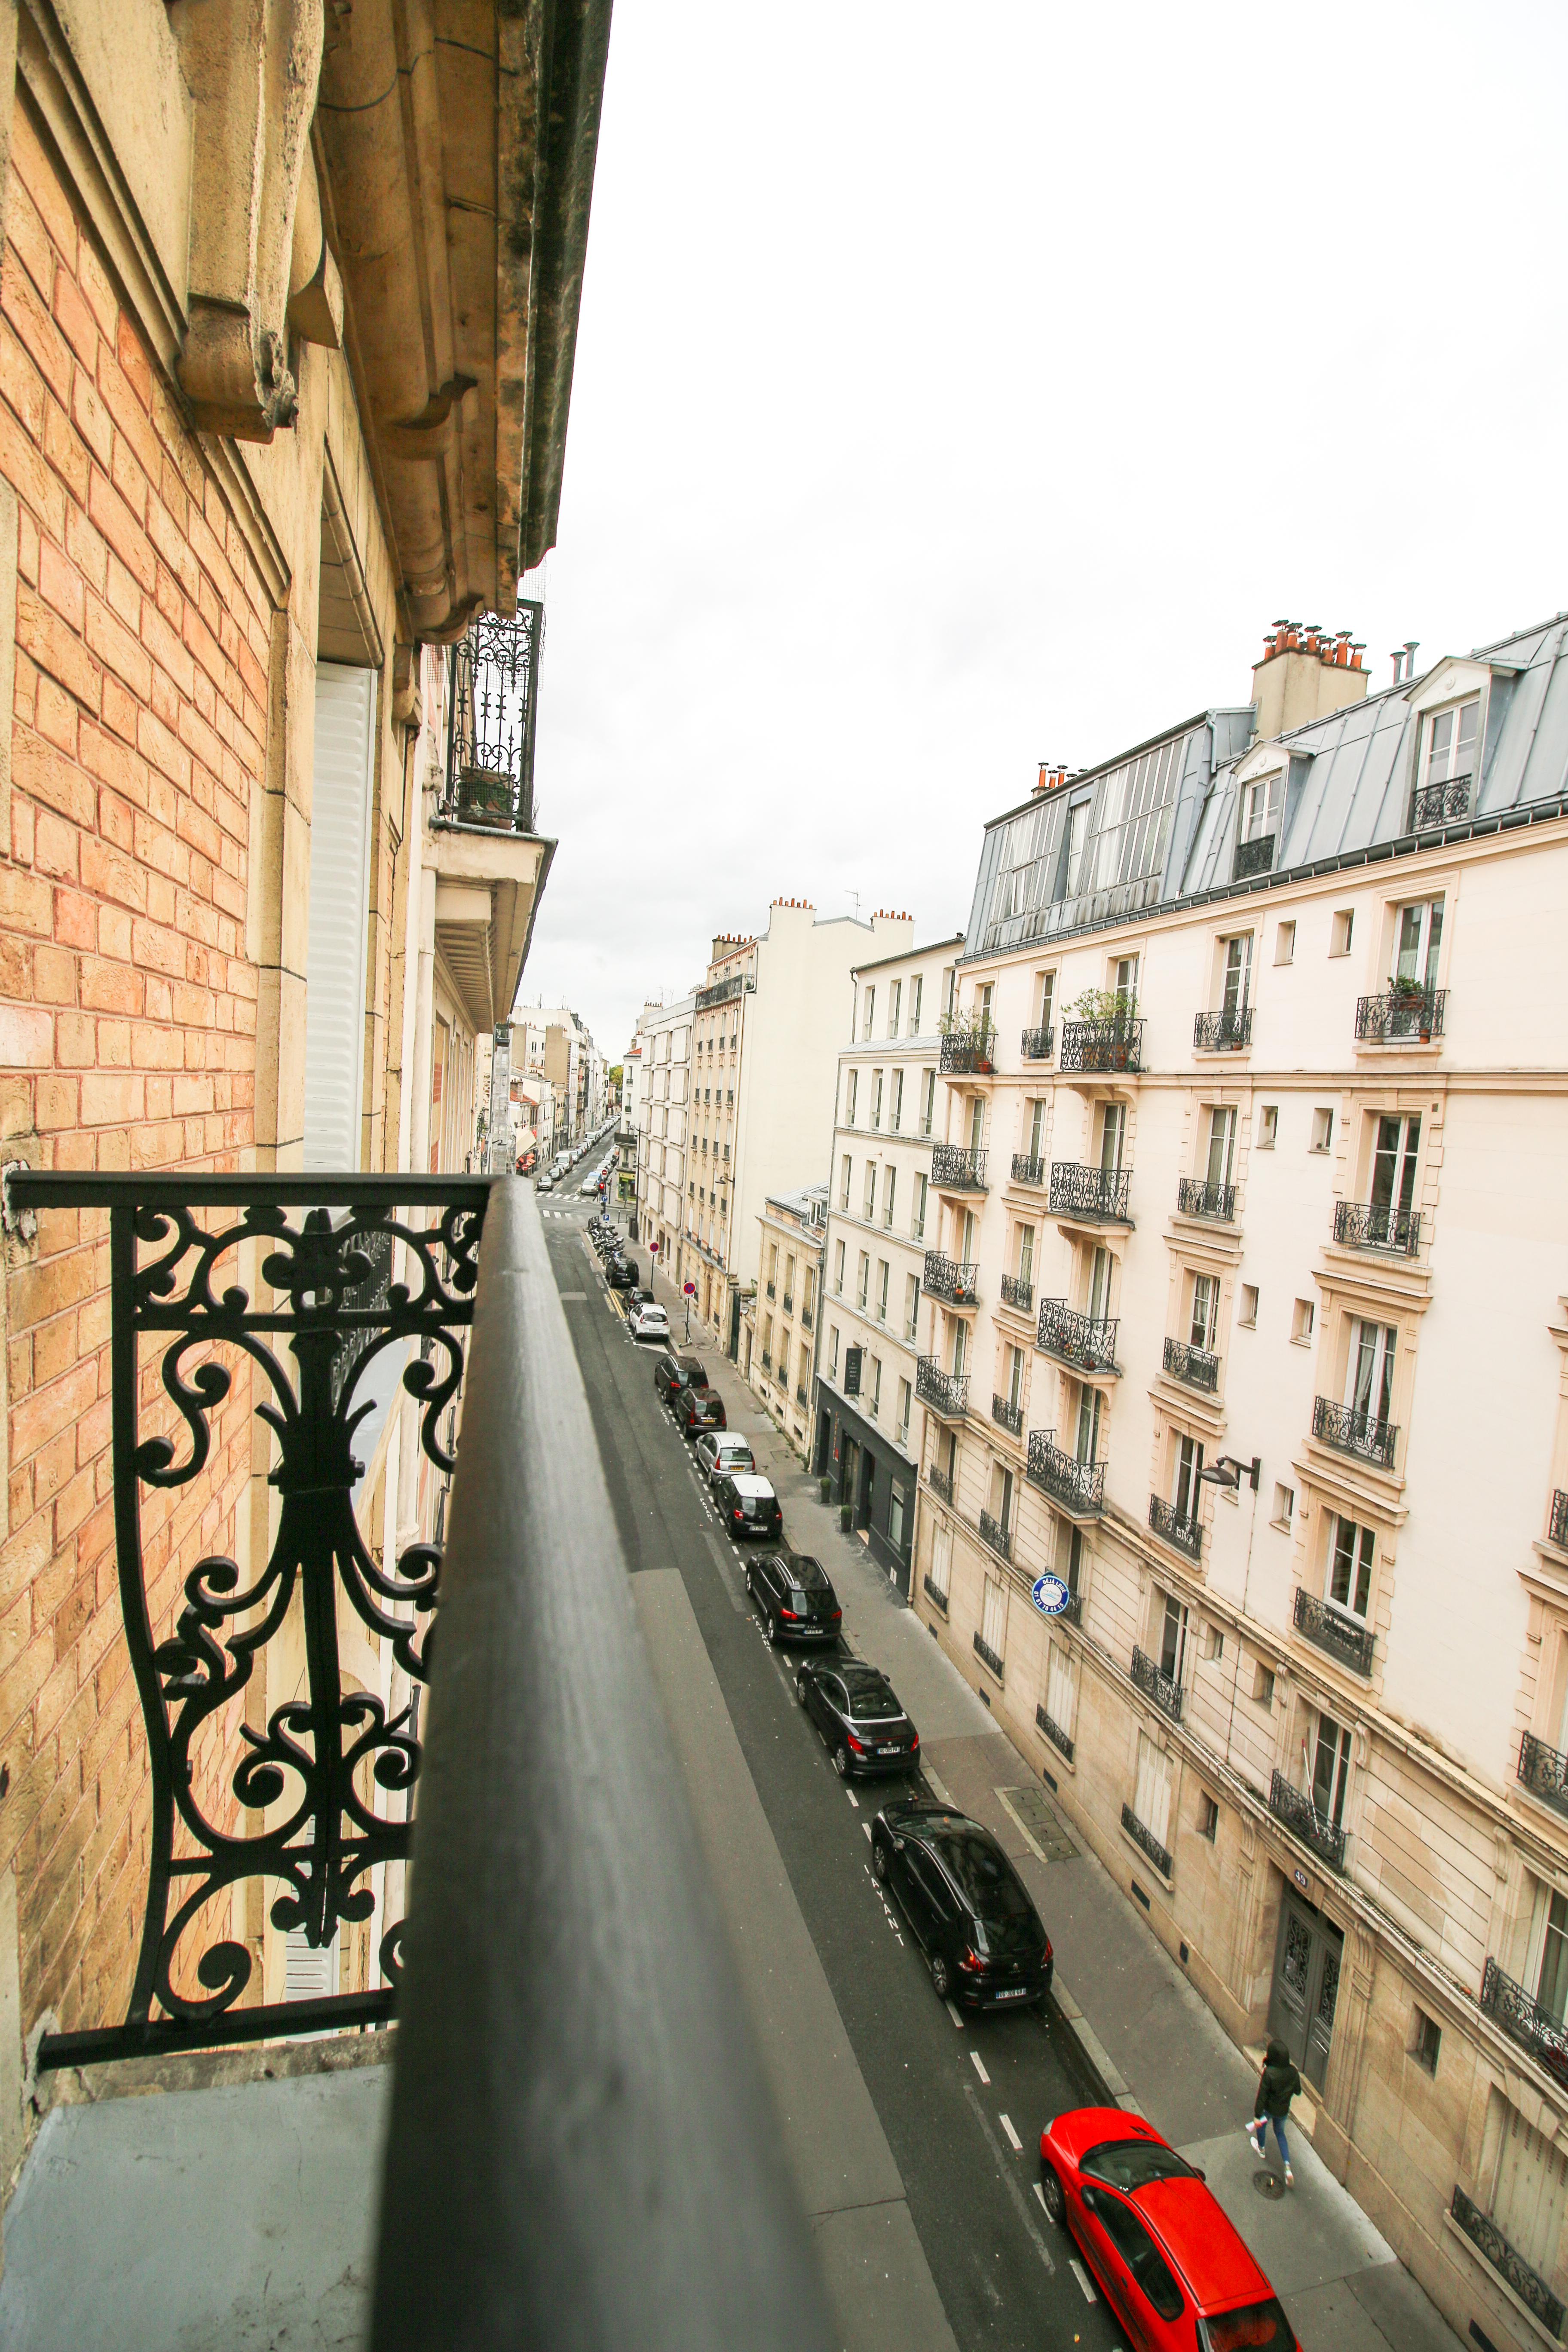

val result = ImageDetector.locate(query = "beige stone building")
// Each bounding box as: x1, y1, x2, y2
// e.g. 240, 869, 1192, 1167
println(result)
910, 614, 1568, 2352
633, 991, 694, 1287
746, 1184, 826, 1456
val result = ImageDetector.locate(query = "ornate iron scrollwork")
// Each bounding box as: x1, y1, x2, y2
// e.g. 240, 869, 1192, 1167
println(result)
443, 604, 542, 832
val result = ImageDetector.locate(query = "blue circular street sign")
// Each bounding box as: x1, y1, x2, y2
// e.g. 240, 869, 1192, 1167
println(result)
1031, 1573, 1071, 1618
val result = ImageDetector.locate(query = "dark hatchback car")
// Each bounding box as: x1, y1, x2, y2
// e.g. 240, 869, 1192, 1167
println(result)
654, 1352, 709, 1411
796, 1657, 916, 1776
871, 1801, 1053, 2009
714, 1469, 781, 1540
605, 1256, 638, 1291
677, 1385, 727, 1438
745, 1548, 838, 1642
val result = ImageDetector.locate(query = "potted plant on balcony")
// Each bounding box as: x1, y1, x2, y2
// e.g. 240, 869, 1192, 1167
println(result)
1387, 971, 1432, 1040
938, 1007, 995, 1074
454, 764, 516, 827
1067, 986, 1138, 1068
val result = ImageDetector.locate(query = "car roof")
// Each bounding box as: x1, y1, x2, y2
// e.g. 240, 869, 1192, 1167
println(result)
665, 1353, 705, 1373
1135, 2177, 1274, 2312
727, 1473, 775, 1496
840, 1660, 893, 1693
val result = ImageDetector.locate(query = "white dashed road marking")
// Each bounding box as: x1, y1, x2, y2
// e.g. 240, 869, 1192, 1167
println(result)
945, 2000, 964, 2029
845, 1790, 859, 1810
863, 1822, 872, 1842
1032, 2181, 1049, 2215
970, 2051, 990, 2086
999, 2112, 1023, 2154
1069, 2257, 1096, 2303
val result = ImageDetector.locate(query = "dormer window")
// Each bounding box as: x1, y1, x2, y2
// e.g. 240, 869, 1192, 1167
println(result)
1413, 697, 1479, 827
1235, 772, 1281, 878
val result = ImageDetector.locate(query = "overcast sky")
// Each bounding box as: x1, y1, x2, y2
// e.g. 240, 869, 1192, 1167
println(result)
519, 0, 1568, 1064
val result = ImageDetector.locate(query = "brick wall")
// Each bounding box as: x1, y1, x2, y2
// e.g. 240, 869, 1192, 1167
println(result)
0, 100, 262, 2035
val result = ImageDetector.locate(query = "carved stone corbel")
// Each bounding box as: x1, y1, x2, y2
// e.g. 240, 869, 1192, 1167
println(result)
169, 0, 325, 441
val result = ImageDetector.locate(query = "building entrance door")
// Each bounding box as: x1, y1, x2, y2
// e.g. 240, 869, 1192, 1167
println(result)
841, 1436, 860, 1509
859, 1452, 876, 1531
1267, 1887, 1342, 2091
815, 1412, 832, 1476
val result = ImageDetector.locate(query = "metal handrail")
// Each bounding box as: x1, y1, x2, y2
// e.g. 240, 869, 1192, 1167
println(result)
1293, 1587, 1374, 1676
1176, 1176, 1234, 1221
1130, 1645, 1182, 1722
1121, 1802, 1172, 1878
1332, 1199, 1421, 1256
1451, 2184, 1565, 2338
1049, 1161, 1132, 1223
695, 972, 755, 1011
1479, 1956, 1568, 2094
1162, 1335, 1218, 1392
1020, 1026, 1055, 1061
1011, 1153, 1046, 1188
1148, 1495, 1202, 1560
1037, 1298, 1119, 1375
1412, 777, 1471, 830
992, 1393, 1024, 1436
1026, 1430, 1104, 1516
1233, 833, 1274, 879
1355, 986, 1446, 1043
1519, 1730, 1568, 1821
922, 1252, 979, 1305
1000, 1272, 1033, 1313
931, 1144, 987, 1191
977, 1510, 1012, 1562
1312, 1394, 1397, 1470
1193, 1005, 1252, 1051
1268, 1769, 1347, 1872
1037, 1704, 1074, 1763
1060, 1016, 1144, 1075
916, 1358, 968, 1418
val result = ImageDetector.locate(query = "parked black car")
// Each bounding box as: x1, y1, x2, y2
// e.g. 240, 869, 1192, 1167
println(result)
654, 1353, 709, 1411
677, 1386, 728, 1439
795, 1657, 917, 1775
744, 1547, 836, 1637
870, 1801, 1053, 2009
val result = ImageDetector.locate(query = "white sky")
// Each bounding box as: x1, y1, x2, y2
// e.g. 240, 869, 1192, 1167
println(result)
520, 0, 1568, 1063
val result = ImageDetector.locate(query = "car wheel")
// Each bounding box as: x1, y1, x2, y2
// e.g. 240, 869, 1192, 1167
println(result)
794, 1675, 808, 1707
833, 1743, 850, 1779
767, 1616, 781, 1648
1038, 2165, 1066, 2227
929, 1952, 952, 2001
744, 1568, 755, 1597
871, 1839, 889, 1884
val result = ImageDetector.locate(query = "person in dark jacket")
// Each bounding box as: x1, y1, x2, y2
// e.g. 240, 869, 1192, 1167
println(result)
1248, 2038, 1302, 2186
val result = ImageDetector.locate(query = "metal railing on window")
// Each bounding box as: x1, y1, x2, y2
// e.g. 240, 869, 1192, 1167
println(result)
1020, 1026, 1055, 1061
695, 971, 756, 1012
1049, 1162, 1132, 1224
1038, 1298, 1119, 1375
1060, 1017, 1144, 1075
781, 1292, 793, 1313
441, 603, 541, 832
1553, 1489, 1568, 1549
1355, 986, 1446, 1043
1332, 1199, 1421, 1256
931, 1144, 988, 1191
1412, 776, 1471, 830
992, 1393, 1024, 1437
923, 1252, 979, 1306
800, 1304, 813, 1329
1148, 1495, 1202, 1560
1293, 1587, 1374, 1676
1131, 1644, 1183, 1721
796, 1385, 808, 1407
1162, 1335, 1218, 1392
1193, 1006, 1253, 1051
1011, 1152, 1046, 1188
978, 1510, 1012, 1562
1519, 1731, 1568, 1821
1176, 1176, 1235, 1221
1268, 1770, 1347, 1873
926, 1462, 954, 1504
1037, 1704, 1074, 1763
1233, 833, 1274, 879
1479, 1957, 1568, 2091
766, 1280, 775, 1298
973, 1630, 1004, 1678
940, 1029, 996, 1075
916, 1358, 968, 1418
1121, 1802, 1172, 1878
1312, 1394, 1397, 1470
922, 1573, 949, 1612
1450, 2184, 1565, 2340
1026, 1431, 1104, 1516
1000, 1272, 1033, 1313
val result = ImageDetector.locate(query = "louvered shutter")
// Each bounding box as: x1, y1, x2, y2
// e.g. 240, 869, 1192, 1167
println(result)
303, 664, 378, 1171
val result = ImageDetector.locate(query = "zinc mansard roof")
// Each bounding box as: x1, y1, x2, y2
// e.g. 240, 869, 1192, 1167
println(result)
959, 612, 1568, 966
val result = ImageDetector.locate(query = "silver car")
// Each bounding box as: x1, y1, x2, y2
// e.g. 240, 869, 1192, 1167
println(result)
694, 1431, 756, 1485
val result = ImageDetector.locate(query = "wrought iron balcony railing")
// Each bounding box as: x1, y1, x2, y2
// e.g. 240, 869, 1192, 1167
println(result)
1037, 1704, 1074, 1764
940, 1029, 996, 1075
1000, 1272, 1033, 1313
1020, 1025, 1055, 1061
1268, 1770, 1347, 1872
930, 1144, 988, 1191
916, 1358, 969, 1418
1038, 1298, 1120, 1375
1121, 1803, 1173, 1878
781, 1292, 793, 1313
1049, 1161, 1133, 1224
1148, 1496, 1203, 1561
1412, 776, 1471, 830
926, 1462, 954, 1504
441, 603, 540, 832
1553, 1489, 1568, 1550
922, 1573, 949, 1613
1176, 1176, 1235, 1222
1355, 986, 1446, 1043
1519, 1731, 1568, 1821
973, 1631, 1004, 1678
800, 1304, 813, 1329
1293, 1587, 1375, 1677
1479, 1956, 1568, 2091
1332, 1199, 1421, 1256
978, 1510, 1012, 1562
1130, 1645, 1183, 1722
1027, 1431, 1104, 1516
766, 1279, 775, 1298
1312, 1395, 1397, 1471
1451, 2184, 1565, 2340
796, 1384, 808, 1407
1011, 1152, 1046, 1188
695, 971, 756, 1012
1233, 833, 1274, 879
1060, 1016, 1145, 1075
1193, 1005, 1253, 1051
992, 1393, 1024, 1437
922, 1252, 979, 1306
1056, 1586, 1083, 1627
1162, 1335, 1218, 1392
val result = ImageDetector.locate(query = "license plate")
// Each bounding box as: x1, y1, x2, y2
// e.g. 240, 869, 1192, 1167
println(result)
879, 1745, 902, 1755
992, 1986, 1031, 2002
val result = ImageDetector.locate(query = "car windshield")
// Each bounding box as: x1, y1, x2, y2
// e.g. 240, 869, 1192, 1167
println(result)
792, 1559, 829, 1590
1081, 2139, 1199, 2193
1200, 2300, 1295, 2351
937, 1831, 1033, 1926
844, 1677, 898, 1719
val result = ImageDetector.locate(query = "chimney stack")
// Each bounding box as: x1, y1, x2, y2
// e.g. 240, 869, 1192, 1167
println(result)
1252, 617, 1369, 741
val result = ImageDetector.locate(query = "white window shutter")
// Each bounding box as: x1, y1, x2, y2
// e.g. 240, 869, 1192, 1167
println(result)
303, 663, 378, 1171
284, 1925, 340, 2003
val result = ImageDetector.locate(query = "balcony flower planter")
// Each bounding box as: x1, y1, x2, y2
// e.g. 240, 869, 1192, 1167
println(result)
454, 764, 517, 827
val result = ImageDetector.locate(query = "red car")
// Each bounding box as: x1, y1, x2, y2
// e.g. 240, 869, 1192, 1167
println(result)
1038, 2107, 1300, 2350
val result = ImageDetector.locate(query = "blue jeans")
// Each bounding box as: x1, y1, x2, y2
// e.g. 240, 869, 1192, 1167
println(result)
1254, 2115, 1290, 2164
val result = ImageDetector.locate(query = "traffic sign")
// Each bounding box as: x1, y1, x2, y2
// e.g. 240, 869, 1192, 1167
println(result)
1030, 1573, 1071, 1618
683, 1281, 697, 1296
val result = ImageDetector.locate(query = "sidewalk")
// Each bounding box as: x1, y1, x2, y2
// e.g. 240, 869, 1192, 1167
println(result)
621, 1237, 1463, 2352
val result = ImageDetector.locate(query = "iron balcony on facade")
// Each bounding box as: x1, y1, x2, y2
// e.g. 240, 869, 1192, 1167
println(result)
1412, 776, 1472, 830
1176, 1176, 1235, 1222
1479, 1956, 1568, 2092
1162, 1335, 1218, 1393
973, 1631, 1004, 1679
1312, 1395, 1398, 1472
922, 1573, 949, 1613
1037, 1298, 1120, 1377
782, 1292, 793, 1313
1193, 1005, 1253, 1052
1148, 1496, 1202, 1562
1060, 1016, 1145, 1075
800, 1303, 813, 1329
940, 1028, 996, 1076
916, 1358, 969, 1420
1553, 1489, 1568, 1550
1011, 1152, 1046, 1189
441, 603, 541, 831
1293, 1587, 1375, 1678
1233, 832, 1275, 880
1518, 1730, 1568, 1823
1130, 1644, 1184, 1722
1020, 1025, 1055, 1062
1027, 1431, 1104, 1519
1333, 1199, 1421, 1257
1450, 2183, 1565, 2342
931, 1144, 988, 1193
926, 1462, 954, 1505
978, 1510, 1012, 1563
922, 1252, 979, 1308
1268, 1770, 1348, 1873
1050, 1161, 1133, 1225
1355, 986, 1446, 1044
1037, 1703, 1074, 1764
999, 1272, 1033, 1314
992, 1392, 1024, 1438
1121, 1802, 1173, 1879
695, 971, 755, 1013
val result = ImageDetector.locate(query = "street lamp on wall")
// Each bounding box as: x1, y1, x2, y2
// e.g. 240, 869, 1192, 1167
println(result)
1197, 1454, 1261, 1492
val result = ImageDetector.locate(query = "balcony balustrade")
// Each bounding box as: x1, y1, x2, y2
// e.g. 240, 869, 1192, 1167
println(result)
800, 1304, 814, 1329
1162, 1335, 1218, 1392
916, 1358, 969, 1419
940, 1029, 996, 1076
978, 1510, 1012, 1562
766, 1279, 775, 1298
796, 1384, 808, 1407
1293, 1587, 1375, 1676
1312, 1394, 1397, 1471
1049, 1161, 1133, 1225
1056, 1587, 1083, 1627
781, 1292, 793, 1313
1036, 1704, 1074, 1763
992, 1393, 1024, 1437
1176, 1176, 1235, 1221
1479, 1956, 1568, 2091
1000, 1272, 1033, 1313
1020, 1025, 1055, 1061
1450, 2184, 1565, 2340
1038, 1298, 1120, 1375
1026, 1432, 1105, 1517
1412, 777, 1472, 829
923, 1251, 979, 1307
1233, 832, 1274, 879
440, 605, 541, 833
1011, 1152, 1046, 1188
1332, 1199, 1421, 1256
1193, 1006, 1253, 1051
1148, 1495, 1203, 1561
1553, 1489, 1568, 1549
1120, 1803, 1173, 1878
1519, 1730, 1568, 1822
1268, 1770, 1348, 1872
695, 971, 756, 1011
931, 1144, 988, 1192
922, 1574, 949, 1612
1060, 1016, 1145, 1075
1130, 1644, 1183, 1722
1355, 986, 1446, 1043
973, 1631, 1005, 1679
927, 1462, 954, 1504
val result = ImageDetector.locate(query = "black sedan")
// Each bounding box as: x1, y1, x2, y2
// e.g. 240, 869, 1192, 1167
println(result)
796, 1657, 918, 1778
870, 1800, 1053, 2010
678, 1386, 728, 1438
605, 1257, 638, 1291
744, 1547, 837, 1639
654, 1352, 708, 1410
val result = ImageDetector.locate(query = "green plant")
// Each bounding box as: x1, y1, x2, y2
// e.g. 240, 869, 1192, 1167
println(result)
1067, 986, 1137, 1023
839, 1501, 853, 1531
819, 1475, 831, 1501
1388, 971, 1428, 1002
937, 1006, 996, 1046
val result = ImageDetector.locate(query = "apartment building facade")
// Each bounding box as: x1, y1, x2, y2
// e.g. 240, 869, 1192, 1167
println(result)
910, 614, 1568, 2352
746, 1185, 827, 1455
633, 992, 695, 1286
813, 934, 963, 1588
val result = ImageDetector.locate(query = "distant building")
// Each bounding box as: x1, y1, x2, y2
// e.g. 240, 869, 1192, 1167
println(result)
747, 1186, 827, 1457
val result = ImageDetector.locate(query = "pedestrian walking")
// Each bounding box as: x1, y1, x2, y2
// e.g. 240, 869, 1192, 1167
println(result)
1247, 2038, 1301, 2188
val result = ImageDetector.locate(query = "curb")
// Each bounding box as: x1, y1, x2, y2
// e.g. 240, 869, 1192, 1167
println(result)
1051, 1982, 1142, 2114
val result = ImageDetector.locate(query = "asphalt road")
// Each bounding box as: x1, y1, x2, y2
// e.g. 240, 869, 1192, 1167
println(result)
541, 1187, 1127, 2352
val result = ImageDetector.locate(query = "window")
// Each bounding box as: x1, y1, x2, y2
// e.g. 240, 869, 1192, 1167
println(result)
1026, 1097, 1047, 1161
1189, 1272, 1218, 1349
1275, 920, 1296, 965
768, 1242, 778, 1292
1075, 1384, 1102, 1464
1172, 1437, 1204, 1522
1411, 2008, 1441, 2076
941, 967, 956, 1020
1046, 1645, 1075, 1739
1310, 1107, 1333, 1153
888, 1483, 906, 1548
863, 1163, 876, 1220
869, 1354, 882, 1418
1037, 970, 1056, 1031
1063, 1524, 1085, 1597
1133, 1731, 1173, 1849
989, 1461, 1014, 1538
1327, 1515, 1375, 1619
1370, 1111, 1420, 1226
830, 1325, 840, 1376
888, 980, 902, 1037
1258, 1104, 1278, 1148
896, 1379, 911, 1446
981, 1577, 1007, 1665
1311, 1710, 1353, 1830
1098, 1101, 1126, 1173
1112, 952, 1139, 1004
1330, 908, 1354, 957
891, 1069, 904, 1131
1241, 771, 1281, 843
1291, 1297, 1314, 1344
870, 1070, 883, 1130
1198, 1793, 1219, 1842
876, 1260, 889, 1324
1346, 1318, 1396, 1425
861, 986, 875, 1041
1272, 1482, 1295, 1532
882, 1165, 896, 1228
1220, 933, 1252, 1017
845, 1069, 858, 1126
1017, 1225, 1035, 1287
850, 1250, 869, 1310
968, 1096, 984, 1153
839, 1155, 851, 1210
833, 1237, 845, 1295
1205, 1105, 1236, 1189
1488, 2098, 1568, 2290
920, 1069, 936, 1135
1394, 896, 1443, 989
783, 1252, 795, 1306
1239, 1283, 1259, 1328
927, 1519, 951, 1602
903, 1272, 919, 1340
1423, 697, 1479, 789
1253, 1662, 1275, 1709
1006, 1344, 1025, 1410
911, 1172, 928, 1241
908, 974, 923, 1036
951, 1319, 968, 1377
